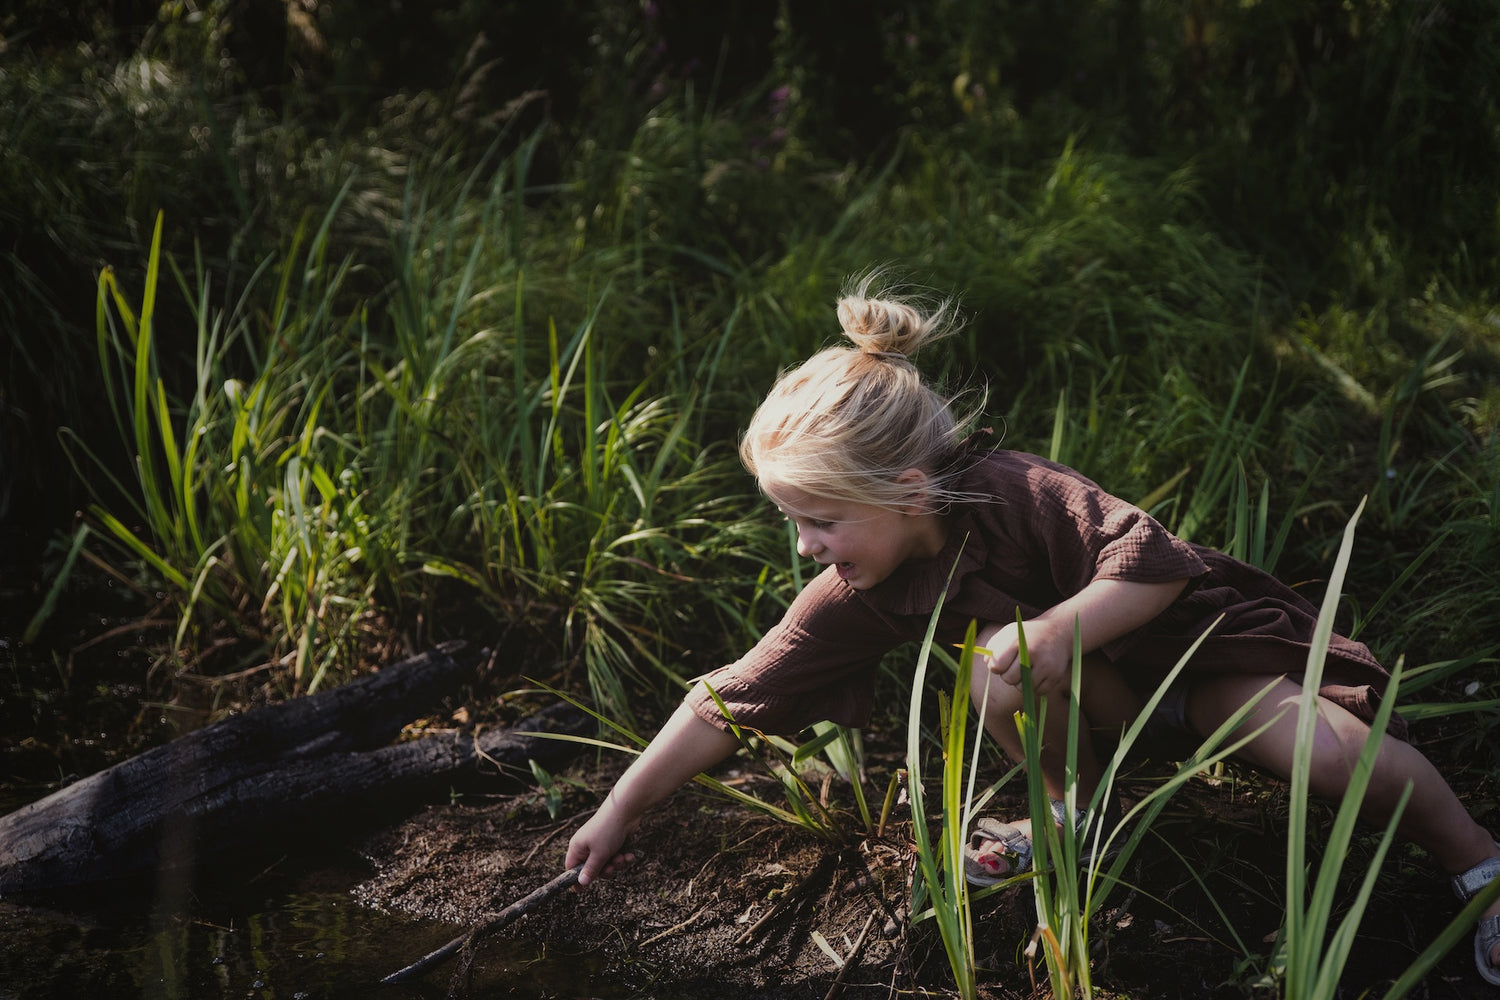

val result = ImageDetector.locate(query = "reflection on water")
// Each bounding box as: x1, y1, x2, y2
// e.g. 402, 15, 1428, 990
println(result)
0, 856, 621, 1000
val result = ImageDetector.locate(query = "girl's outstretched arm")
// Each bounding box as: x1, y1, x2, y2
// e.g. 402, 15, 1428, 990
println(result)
565, 700, 740, 886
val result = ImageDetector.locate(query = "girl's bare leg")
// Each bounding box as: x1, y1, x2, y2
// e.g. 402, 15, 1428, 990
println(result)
969, 653, 1142, 807
1184, 673, 1500, 966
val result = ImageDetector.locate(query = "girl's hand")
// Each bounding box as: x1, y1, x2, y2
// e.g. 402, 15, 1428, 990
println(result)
976, 579, 1189, 706
565, 797, 640, 886
977, 617, 1076, 701
561, 702, 740, 888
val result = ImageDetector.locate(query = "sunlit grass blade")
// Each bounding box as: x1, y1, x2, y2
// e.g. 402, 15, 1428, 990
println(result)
905, 549, 979, 999
524, 679, 811, 829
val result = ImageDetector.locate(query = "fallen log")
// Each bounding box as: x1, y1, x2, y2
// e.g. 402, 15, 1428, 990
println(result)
0, 641, 591, 895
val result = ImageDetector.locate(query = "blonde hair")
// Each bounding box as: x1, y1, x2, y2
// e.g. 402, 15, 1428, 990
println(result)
740, 273, 987, 510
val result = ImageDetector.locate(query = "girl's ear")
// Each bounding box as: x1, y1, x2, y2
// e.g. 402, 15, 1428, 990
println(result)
894, 467, 932, 515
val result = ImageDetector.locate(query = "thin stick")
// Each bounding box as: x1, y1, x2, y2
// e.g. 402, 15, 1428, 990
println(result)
520, 813, 587, 864
637, 902, 711, 949
734, 852, 838, 947
822, 910, 878, 1000
380, 865, 582, 985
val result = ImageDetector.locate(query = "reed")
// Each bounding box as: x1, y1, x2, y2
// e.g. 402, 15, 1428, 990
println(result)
1269, 499, 1500, 1000
904, 599, 985, 999
64, 163, 782, 703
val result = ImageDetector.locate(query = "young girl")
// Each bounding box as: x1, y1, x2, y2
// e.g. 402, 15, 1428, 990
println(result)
564, 278, 1500, 985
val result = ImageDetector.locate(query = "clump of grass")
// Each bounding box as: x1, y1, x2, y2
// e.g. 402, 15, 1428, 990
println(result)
526, 679, 854, 839
63, 167, 782, 707
1266, 499, 1500, 1000
1008, 607, 1286, 998
904, 598, 987, 1000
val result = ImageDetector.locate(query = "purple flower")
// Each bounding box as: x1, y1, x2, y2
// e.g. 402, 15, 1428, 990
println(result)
769, 85, 791, 116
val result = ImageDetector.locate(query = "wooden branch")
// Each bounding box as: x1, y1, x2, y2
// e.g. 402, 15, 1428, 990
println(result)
380, 864, 583, 985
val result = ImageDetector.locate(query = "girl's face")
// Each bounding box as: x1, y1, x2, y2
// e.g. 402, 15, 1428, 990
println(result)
765, 481, 946, 591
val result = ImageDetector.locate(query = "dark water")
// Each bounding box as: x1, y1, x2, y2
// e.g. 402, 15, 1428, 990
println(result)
0, 571, 629, 1000
0, 855, 620, 1000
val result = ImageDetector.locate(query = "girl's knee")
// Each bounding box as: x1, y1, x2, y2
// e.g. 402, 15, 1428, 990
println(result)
971, 666, 1023, 715
1077, 653, 1142, 731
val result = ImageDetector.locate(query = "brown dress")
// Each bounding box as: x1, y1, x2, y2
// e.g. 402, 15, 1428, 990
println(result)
684, 448, 1403, 739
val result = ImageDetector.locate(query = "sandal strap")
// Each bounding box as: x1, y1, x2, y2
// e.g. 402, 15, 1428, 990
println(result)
1453, 845, 1500, 902
970, 817, 1033, 857
1050, 797, 1122, 836
1476, 914, 1500, 985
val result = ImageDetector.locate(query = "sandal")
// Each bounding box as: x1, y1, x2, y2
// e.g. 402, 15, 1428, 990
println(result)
965, 816, 1035, 885
964, 799, 1113, 887
1452, 842, 1500, 986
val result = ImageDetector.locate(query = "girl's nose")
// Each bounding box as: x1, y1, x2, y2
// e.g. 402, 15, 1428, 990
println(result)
796, 530, 821, 558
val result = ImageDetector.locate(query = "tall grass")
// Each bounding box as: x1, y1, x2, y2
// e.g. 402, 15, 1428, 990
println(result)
895, 555, 1268, 997
62, 155, 783, 706
904, 582, 985, 1000
1259, 498, 1500, 1000
9, 11, 1500, 995
524, 680, 832, 835
893, 496, 1496, 998
989, 606, 1286, 998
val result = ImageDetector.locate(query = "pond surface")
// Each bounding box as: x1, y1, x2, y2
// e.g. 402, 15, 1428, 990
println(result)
0, 853, 626, 1000
0, 576, 634, 1000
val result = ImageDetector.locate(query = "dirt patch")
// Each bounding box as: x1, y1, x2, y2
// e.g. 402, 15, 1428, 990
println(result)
356, 758, 921, 999
352, 746, 1496, 1000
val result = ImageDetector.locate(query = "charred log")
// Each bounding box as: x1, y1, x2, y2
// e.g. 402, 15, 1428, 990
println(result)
0, 641, 590, 894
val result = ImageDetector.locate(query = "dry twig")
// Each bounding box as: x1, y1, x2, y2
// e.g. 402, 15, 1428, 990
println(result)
734, 852, 838, 947
380, 864, 582, 985
822, 910, 879, 1000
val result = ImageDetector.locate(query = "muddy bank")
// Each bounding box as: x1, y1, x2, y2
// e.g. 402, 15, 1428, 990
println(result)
355, 758, 920, 999
351, 749, 1498, 1000
3, 601, 1491, 1000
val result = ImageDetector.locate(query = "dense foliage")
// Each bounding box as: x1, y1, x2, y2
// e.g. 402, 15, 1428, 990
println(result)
3, 0, 1497, 786
5, 3, 1500, 995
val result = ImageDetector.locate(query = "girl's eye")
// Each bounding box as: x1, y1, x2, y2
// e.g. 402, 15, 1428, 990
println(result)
781, 514, 834, 531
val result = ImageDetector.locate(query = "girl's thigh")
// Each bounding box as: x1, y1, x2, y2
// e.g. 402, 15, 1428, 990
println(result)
1182, 672, 1376, 787
1078, 653, 1143, 735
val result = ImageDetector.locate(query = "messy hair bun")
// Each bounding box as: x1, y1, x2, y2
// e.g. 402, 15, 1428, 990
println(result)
835, 271, 955, 359
740, 271, 987, 510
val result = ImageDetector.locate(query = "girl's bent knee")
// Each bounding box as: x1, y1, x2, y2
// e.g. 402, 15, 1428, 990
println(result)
971, 671, 1022, 714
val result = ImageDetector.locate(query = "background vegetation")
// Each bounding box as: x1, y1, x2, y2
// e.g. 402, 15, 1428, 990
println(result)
3, 0, 1500, 992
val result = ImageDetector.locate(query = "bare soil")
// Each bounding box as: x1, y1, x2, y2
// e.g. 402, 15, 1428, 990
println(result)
353, 742, 1498, 1000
